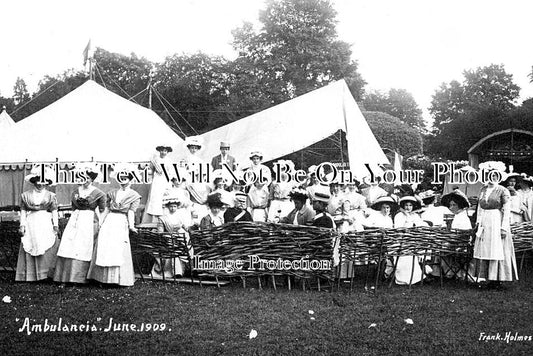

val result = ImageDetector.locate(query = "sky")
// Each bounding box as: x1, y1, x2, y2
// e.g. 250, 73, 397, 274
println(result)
1, 0, 532, 123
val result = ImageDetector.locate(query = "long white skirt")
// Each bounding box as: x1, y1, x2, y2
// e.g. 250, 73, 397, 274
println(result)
474, 209, 504, 260
385, 256, 425, 285
145, 173, 169, 216
87, 213, 135, 286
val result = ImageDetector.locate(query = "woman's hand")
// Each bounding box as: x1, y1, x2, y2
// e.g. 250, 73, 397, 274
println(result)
129, 226, 138, 233
500, 228, 507, 238
18, 225, 26, 235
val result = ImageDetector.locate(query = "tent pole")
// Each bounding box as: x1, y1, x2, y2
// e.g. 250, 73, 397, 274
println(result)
339, 130, 345, 168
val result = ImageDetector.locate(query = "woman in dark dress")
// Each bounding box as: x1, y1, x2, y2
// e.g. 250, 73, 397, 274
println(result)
54, 166, 106, 283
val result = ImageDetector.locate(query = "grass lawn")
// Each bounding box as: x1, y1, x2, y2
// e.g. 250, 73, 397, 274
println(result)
1, 265, 533, 355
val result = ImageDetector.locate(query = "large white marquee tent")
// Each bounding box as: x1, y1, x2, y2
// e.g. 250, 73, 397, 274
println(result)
0, 80, 186, 206
0, 80, 186, 163
199, 79, 389, 178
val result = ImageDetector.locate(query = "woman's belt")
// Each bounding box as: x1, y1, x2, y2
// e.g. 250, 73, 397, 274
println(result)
109, 209, 128, 215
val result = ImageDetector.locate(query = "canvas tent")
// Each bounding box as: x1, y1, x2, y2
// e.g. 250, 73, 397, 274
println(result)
0, 80, 186, 206
0, 80, 186, 163
0, 107, 15, 133
198, 79, 389, 178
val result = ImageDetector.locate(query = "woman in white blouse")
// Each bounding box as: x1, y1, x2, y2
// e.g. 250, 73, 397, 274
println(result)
389, 196, 428, 285
16, 166, 59, 281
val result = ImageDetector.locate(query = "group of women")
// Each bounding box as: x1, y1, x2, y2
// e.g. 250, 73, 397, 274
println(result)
16, 165, 140, 286
13, 137, 531, 289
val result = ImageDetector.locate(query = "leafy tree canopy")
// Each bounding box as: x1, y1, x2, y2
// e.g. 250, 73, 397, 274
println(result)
363, 111, 423, 157
362, 88, 425, 132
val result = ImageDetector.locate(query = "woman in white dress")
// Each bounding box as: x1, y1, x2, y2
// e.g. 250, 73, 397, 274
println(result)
144, 145, 173, 223
389, 196, 428, 285
436, 190, 472, 278
151, 195, 193, 278
268, 160, 296, 222
54, 166, 106, 283
342, 182, 367, 225
363, 196, 396, 229
88, 172, 141, 286
16, 166, 59, 281
473, 180, 518, 288
183, 136, 211, 225
502, 173, 526, 224
518, 176, 533, 222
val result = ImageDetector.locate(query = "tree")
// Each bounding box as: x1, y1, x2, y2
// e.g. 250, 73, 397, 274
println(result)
231, 0, 365, 104
11, 70, 88, 121
427, 64, 521, 159
429, 64, 520, 134
428, 80, 464, 132
93, 48, 153, 103
362, 88, 425, 131
0, 96, 15, 116
13, 77, 30, 105
153, 53, 231, 134
363, 111, 423, 157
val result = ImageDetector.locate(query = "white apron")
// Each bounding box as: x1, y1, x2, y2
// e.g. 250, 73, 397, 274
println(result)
146, 172, 170, 216
474, 208, 504, 260
57, 210, 95, 261
21, 210, 56, 256
95, 213, 128, 267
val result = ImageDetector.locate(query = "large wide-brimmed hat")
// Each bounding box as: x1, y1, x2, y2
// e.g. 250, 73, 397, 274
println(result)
478, 161, 506, 173
25, 165, 54, 185
312, 191, 331, 203
234, 191, 247, 203
440, 190, 470, 210
185, 136, 203, 149
418, 190, 436, 204
163, 194, 183, 207
371, 196, 398, 211
521, 175, 533, 187
501, 172, 522, 187
206, 191, 232, 208
156, 143, 173, 152
288, 188, 308, 202
249, 150, 263, 160
399, 196, 421, 210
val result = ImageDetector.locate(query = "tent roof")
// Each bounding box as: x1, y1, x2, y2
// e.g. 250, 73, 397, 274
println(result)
0, 80, 186, 163
198, 79, 388, 178
0, 108, 15, 132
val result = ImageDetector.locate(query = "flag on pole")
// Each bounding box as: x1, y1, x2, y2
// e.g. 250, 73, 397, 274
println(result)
83, 39, 92, 66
